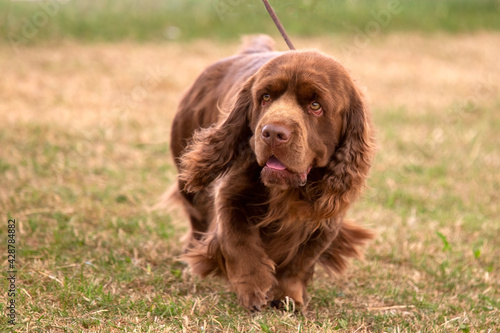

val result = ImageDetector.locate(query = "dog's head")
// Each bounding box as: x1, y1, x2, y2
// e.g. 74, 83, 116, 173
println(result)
245, 51, 362, 189
181, 51, 374, 216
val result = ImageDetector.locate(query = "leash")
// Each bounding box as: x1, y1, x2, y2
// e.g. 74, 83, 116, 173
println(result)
261, 0, 296, 50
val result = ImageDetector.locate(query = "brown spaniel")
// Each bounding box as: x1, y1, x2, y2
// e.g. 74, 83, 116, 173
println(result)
168, 35, 375, 311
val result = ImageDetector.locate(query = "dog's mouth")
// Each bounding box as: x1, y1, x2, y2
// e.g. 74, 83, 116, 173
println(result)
261, 156, 312, 188
265, 156, 287, 171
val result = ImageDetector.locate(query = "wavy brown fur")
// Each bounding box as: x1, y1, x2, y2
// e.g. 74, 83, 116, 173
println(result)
167, 35, 376, 311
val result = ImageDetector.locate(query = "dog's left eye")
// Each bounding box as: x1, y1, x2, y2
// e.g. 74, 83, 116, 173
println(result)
309, 102, 323, 116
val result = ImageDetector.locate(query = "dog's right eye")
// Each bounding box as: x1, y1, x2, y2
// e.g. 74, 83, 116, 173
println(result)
261, 93, 271, 106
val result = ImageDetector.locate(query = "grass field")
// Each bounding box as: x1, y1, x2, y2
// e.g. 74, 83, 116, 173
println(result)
2, 0, 500, 43
0, 32, 499, 331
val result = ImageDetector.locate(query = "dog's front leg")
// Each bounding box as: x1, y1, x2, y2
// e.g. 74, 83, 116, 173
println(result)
274, 220, 342, 309
220, 225, 276, 311
215, 179, 276, 311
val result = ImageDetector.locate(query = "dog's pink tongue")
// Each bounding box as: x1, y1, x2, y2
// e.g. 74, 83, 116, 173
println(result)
266, 156, 286, 170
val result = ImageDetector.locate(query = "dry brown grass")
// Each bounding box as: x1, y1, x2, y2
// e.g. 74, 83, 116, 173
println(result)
0, 33, 499, 332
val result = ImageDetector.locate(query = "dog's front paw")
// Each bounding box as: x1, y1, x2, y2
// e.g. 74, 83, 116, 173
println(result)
234, 281, 272, 312
271, 276, 307, 311
227, 257, 276, 311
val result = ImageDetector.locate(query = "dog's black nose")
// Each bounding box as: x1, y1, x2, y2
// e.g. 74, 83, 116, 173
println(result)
261, 124, 291, 147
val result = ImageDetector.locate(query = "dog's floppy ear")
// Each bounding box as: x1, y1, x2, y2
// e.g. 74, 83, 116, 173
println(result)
179, 77, 255, 193
310, 87, 375, 219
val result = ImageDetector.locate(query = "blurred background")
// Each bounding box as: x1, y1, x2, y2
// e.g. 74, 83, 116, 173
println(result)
2, 0, 500, 43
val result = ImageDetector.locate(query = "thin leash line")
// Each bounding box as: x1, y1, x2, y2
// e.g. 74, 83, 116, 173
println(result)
261, 0, 296, 50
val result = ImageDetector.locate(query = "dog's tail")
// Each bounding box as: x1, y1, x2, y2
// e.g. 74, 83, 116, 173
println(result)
239, 34, 276, 55
319, 220, 375, 276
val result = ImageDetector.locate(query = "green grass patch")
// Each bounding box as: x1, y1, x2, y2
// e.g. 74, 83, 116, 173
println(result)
1, 0, 500, 45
